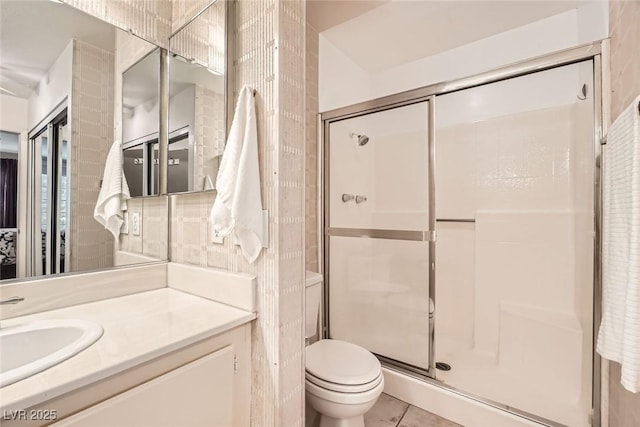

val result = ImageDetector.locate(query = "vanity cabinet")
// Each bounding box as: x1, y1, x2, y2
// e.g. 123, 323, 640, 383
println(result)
48, 324, 250, 427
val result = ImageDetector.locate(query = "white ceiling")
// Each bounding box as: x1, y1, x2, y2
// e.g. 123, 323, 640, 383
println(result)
0, 0, 115, 99
315, 0, 581, 72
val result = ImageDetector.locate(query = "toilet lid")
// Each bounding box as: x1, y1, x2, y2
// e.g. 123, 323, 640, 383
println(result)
306, 340, 381, 385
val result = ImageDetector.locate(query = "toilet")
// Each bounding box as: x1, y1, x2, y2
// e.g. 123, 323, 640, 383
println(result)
305, 271, 384, 427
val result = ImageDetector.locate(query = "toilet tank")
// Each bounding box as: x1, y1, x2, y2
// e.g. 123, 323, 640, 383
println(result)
305, 271, 323, 342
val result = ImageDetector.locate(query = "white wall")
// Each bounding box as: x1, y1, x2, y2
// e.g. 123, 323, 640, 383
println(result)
319, 3, 609, 112
0, 94, 29, 134
28, 41, 73, 130
318, 35, 372, 112
122, 85, 194, 143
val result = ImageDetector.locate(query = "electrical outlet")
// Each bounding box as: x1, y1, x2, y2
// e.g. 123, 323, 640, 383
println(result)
211, 228, 225, 244
131, 212, 141, 236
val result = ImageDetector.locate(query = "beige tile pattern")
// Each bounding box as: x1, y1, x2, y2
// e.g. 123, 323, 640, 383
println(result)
64, 0, 172, 49
609, 0, 640, 120
305, 23, 319, 272
608, 1, 640, 426
70, 40, 115, 272
141, 196, 169, 259
170, 0, 226, 74
171, 0, 212, 33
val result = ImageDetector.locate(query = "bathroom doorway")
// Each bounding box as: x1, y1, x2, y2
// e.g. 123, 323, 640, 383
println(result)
321, 47, 601, 427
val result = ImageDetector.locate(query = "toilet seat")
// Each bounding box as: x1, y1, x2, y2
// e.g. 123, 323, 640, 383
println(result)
306, 339, 381, 385
306, 370, 383, 393
305, 372, 385, 405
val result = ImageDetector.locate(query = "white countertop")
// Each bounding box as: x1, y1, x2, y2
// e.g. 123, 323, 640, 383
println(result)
0, 288, 256, 411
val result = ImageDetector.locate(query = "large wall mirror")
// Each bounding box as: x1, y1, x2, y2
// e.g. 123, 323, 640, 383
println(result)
122, 49, 161, 197
0, 0, 168, 282
167, 0, 228, 194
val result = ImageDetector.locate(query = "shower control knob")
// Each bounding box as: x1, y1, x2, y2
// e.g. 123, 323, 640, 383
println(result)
355, 195, 367, 204
342, 193, 354, 202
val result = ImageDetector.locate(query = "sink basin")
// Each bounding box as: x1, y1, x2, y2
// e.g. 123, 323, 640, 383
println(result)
0, 319, 103, 388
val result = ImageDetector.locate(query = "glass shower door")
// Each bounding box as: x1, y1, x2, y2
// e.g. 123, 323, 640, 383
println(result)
434, 61, 595, 426
326, 101, 433, 372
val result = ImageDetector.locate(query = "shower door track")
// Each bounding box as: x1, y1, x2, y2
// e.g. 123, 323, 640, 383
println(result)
320, 40, 605, 427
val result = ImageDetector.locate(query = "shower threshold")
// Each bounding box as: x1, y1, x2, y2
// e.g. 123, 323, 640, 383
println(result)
378, 357, 570, 427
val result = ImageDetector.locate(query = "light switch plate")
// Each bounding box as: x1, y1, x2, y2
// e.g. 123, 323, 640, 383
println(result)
121, 212, 129, 234
131, 212, 141, 236
211, 230, 225, 244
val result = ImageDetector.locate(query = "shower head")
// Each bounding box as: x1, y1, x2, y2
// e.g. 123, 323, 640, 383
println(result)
350, 133, 370, 146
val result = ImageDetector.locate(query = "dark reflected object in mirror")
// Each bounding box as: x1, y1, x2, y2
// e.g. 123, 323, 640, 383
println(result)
168, 0, 227, 194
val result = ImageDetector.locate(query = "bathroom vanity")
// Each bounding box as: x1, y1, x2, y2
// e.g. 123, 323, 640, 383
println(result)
0, 263, 256, 427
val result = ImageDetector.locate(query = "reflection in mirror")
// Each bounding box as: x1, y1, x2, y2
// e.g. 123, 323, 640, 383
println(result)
168, 0, 227, 193
122, 48, 160, 197
0, 0, 168, 281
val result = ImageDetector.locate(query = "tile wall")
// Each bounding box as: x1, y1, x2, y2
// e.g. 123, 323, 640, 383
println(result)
64, 0, 172, 49
69, 41, 115, 272
64, 1, 307, 425
608, 1, 640, 426
305, 23, 319, 273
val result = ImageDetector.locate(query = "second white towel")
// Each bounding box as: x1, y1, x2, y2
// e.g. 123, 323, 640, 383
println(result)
597, 95, 640, 393
209, 86, 264, 262
94, 141, 131, 241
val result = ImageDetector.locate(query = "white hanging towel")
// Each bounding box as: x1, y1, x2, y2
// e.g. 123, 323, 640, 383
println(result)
597, 95, 640, 393
94, 141, 131, 241
210, 86, 264, 262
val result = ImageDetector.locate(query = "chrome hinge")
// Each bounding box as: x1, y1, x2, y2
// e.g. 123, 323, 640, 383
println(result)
233, 354, 238, 374
428, 230, 437, 242
600, 136, 607, 145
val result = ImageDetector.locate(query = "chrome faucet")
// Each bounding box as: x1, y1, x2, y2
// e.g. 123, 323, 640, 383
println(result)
0, 296, 24, 305
0, 297, 24, 329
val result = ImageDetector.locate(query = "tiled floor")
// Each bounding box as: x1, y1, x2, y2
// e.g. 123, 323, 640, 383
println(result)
364, 393, 463, 427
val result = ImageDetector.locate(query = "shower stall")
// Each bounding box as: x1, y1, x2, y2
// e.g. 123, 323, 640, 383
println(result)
320, 43, 603, 427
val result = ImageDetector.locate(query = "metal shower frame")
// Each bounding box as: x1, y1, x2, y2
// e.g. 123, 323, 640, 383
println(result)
319, 40, 605, 427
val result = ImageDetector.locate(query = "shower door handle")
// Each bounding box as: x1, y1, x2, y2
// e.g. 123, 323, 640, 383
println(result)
341, 194, 354, 202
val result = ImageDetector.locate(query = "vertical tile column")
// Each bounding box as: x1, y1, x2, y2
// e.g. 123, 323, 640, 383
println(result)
70, 41, 115, 272
305, 23, 319, 272
233, 1, 306, 424
608, 1, 640, 426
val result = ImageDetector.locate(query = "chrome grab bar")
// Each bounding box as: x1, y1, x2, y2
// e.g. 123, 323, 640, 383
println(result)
328, 228, 430, 241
